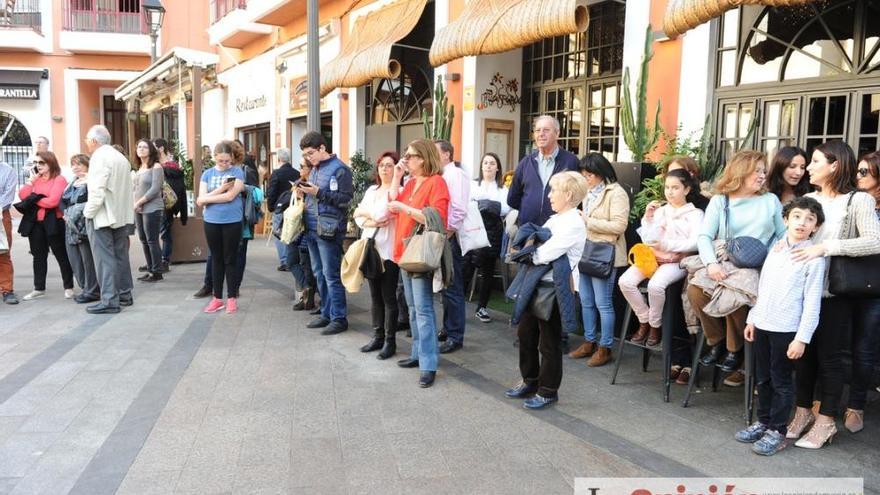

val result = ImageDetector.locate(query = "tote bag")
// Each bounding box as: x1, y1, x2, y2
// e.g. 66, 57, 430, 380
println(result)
280, 194, 305, 244
398, 225, 446, 273
458, 200, 490, 255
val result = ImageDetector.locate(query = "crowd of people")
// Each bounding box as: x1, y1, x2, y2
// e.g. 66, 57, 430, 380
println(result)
2, 114, 879, 457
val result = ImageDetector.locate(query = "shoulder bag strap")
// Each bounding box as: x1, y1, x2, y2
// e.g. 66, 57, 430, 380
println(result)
839, 192, 857, 239
723, 195, 731, 241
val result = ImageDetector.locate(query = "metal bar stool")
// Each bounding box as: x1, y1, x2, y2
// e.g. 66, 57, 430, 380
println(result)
682, 330, 756, 425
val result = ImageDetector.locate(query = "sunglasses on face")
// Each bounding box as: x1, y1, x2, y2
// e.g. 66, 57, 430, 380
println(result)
858, 168, 871, 178
32, 160, 46, 165
403, 153, 421, 160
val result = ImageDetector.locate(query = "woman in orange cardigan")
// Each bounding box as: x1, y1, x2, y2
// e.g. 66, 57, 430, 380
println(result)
18, 151, 74, 300
387, 139, 450, 388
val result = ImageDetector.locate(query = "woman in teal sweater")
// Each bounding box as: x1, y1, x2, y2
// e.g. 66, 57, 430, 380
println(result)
688, 150, 786, 372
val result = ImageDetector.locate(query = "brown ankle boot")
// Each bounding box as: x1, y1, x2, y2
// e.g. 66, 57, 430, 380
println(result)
646, 326, 661, 347
630, 322, 649, 344
569, 341, 596, 359
588, 346, 612, 367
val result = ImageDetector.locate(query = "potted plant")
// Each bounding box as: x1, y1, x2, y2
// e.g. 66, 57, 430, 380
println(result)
422, 75, 455, 140
345, 150, 374, 250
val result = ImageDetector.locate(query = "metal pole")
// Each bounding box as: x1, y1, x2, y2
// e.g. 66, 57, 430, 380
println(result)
149, 31, 159, 138
306, 0, 320, 133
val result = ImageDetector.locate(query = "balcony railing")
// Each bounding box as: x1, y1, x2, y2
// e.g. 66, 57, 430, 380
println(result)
211, 0, 247, 24
0, 0, 42, 33
64, 0, 146, 35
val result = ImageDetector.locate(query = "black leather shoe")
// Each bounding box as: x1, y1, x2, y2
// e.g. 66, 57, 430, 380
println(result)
397, 358, 419, 368
309, 307, 322, 315
119, 296, 133, 307
193, 286, 212, 298
360, 330, 384, 352
418, 371, 436, 388
437, 328, 448, 342
439, 340, 462, 354
720, 351, 743, 373
523, 395, 558, 410
137, 273, 151, 281
75, 294, 100, 304
377, 336, 396, 360
320, 320, 348, 335
307, 317, 330, 329
140, 273, 163, 283
700, 344, 724, 366
86, 303, 121, 314
505, 382, 538, 399
137, 265, 149, 273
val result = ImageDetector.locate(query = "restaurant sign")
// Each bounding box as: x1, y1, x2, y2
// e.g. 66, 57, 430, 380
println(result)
0, 85, 39, 100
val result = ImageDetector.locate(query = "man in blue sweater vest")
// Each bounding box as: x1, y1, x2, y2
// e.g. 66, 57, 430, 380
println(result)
507, 115, 580, 227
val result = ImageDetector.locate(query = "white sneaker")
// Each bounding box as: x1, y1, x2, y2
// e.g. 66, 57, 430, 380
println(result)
23, 290, 45, 301
64, 289, 74, 299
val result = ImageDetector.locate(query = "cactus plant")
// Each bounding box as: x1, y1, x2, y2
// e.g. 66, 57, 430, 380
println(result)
422, 75, 455, 141
620, 25, 662, 162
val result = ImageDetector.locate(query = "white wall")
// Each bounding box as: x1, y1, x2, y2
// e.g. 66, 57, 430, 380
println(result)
201, 87, 226, 149
219, 52, 276, 136
677, 23, 712, 139
461, 50, 523, 179
618, 0, 651, 162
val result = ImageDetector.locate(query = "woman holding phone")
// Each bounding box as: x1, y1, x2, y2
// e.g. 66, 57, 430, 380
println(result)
196, 140, 246, 314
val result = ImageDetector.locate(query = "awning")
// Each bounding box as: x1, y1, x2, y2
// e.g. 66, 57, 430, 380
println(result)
429, 0, 589, 68
319, 0, 427, 97
0, 69, 43, 100
115, 47, 219, 113
663, 0, 819, 39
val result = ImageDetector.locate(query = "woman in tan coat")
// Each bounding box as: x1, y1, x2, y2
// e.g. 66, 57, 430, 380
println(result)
569, 153, 630, 367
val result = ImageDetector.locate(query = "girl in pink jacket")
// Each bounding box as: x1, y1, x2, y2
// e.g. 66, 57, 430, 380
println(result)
618, 169, 704, 347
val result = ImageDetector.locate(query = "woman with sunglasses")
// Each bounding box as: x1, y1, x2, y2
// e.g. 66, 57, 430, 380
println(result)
840, 151, 880, 434
387, 139, 450, 388
353, 151, 400, 359
18, 151, 75, 300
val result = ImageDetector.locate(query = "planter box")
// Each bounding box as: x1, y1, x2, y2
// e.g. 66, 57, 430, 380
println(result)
170, 216, 208, 263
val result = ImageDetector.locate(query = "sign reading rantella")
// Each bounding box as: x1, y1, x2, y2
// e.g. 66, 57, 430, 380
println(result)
0, 86, 39, 100
235, 94, 267, 112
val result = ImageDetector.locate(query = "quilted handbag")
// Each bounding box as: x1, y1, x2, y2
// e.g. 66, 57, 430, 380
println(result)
578, 239, 615, 278
398, 224, 445, 273
723, 195, 768, 268
828, 193, 880, 297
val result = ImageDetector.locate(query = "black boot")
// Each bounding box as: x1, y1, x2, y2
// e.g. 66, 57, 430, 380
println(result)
360, 328, 384, 353
378, 332, 396, 360
304, 287, 316, 311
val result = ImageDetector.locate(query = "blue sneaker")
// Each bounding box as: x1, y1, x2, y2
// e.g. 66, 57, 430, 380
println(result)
752, 430, 786, 456
735, 422, 767, 443
523, 395, 558, 410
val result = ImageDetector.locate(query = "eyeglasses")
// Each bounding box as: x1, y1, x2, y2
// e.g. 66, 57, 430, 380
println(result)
32, 160, 46, 165
403, 153, 421, 160
858, 168, 871, 178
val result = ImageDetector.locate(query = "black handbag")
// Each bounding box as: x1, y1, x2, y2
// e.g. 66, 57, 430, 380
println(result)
828, 193, 880, 297
359, 229, 384, 280
529, 283, 556, 321
723, 195, 769, 268
311, 199, 341, 240
578, 239, 615, 278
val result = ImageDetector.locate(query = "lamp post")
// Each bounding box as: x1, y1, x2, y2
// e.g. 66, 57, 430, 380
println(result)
142, 0, 165, 137
307, 0, 319, 132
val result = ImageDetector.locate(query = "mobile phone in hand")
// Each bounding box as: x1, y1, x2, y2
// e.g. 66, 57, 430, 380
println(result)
224, 176, 236, 184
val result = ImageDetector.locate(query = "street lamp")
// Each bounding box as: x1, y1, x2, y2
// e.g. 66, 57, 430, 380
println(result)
142, 0, 165, 63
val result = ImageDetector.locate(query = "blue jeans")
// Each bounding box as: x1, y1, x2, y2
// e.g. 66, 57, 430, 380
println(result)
305, 230, 347, 323
285, 239, 312, 291
442, 235, 466, 344
849, 298, 880, 409
579, 268, 618, 348
401, 270, 439, 371
272, 212, 287, 265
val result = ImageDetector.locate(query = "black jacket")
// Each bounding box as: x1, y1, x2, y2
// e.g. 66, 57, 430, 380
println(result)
13, 193, 47, 237
267, 163, 300, 212
163, 166, 188, 225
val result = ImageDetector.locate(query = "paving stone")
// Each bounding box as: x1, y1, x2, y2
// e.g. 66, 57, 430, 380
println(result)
0, 432, 60, 478
115, 469, 181, 495
0, 478, 19, 495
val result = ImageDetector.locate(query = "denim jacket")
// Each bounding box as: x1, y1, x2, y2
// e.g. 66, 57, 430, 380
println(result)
505, 223, 579, 333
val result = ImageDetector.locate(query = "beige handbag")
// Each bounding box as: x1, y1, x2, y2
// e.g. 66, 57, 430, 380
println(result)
398, 225, 445, 273
341, 238, 369, 293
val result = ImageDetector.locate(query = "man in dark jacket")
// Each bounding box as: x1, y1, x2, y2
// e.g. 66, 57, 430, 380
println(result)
153, 138, 187, 272
507, 115, 579, 226
267, 148, 300, 270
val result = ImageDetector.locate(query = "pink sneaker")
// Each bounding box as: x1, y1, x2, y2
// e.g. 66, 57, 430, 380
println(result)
225, 297, 238, 314
203, 297, 225, 313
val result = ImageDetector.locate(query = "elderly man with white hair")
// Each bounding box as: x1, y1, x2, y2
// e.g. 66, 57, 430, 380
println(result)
266, 147, 300, 269
82, 125, 135, 314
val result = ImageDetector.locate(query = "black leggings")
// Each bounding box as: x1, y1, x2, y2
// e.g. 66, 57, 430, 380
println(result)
204, 222, 242, 299
28, 220, 74, 291
795, 297, 851, 418
367, 260, 400, 337
462, 247, 498, 309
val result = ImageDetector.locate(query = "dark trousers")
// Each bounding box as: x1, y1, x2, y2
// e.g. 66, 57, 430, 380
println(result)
754, 328, 796, 434
518, 304, 562, 398
285, 240, 315, 292
160, 212, 173, 263
28, 220, 74, 291
795, 298, 851, 418
204, 222, 242, 299
849, 298, 880, 410
135, 210, 163, 273
462, 248, 497, 309
396, 277, 409, 323
368, 260, 400, 337
442, 235, 466, 344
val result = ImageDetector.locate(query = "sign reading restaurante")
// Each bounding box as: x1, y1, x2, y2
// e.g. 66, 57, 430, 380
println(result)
235, 94, 267, 112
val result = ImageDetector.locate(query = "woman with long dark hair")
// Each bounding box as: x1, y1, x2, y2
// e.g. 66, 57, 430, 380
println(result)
787, 141, 880, 448
18, 151, 75, 300
767, 146, 810, 205
462, 152, 510, 323
353, 151, 400, 359
132, 139, 165, 282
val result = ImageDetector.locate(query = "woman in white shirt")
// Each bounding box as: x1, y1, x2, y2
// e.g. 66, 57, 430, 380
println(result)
353, 151, 400, 359
505, 171, 588, 410
463, 152, 510, 323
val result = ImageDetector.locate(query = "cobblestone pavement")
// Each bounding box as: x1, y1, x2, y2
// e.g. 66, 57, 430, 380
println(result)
0, 238, 877, 494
